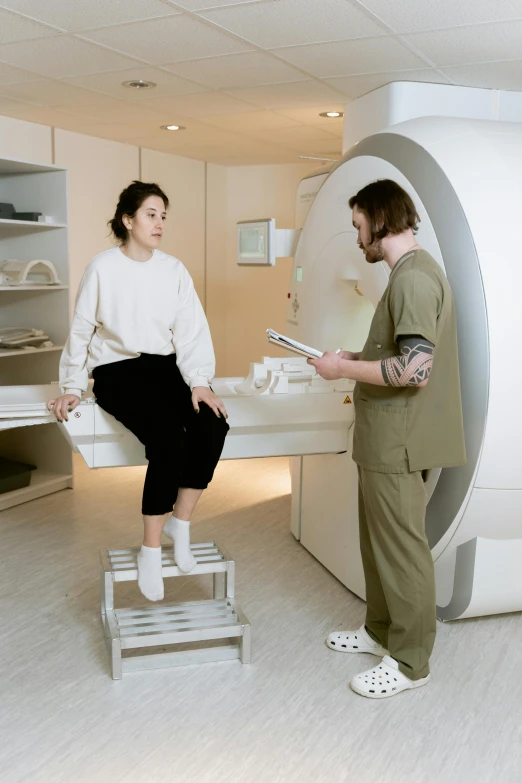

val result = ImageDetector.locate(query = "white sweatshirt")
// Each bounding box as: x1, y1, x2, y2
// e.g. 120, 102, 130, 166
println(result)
59, 246, 215, 397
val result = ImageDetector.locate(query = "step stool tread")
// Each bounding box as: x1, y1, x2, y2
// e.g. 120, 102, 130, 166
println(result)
100, 541, 233, 582
104, 598, 248, 650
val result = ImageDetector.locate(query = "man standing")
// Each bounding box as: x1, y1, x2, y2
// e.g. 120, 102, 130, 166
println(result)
309, 179, 466, 699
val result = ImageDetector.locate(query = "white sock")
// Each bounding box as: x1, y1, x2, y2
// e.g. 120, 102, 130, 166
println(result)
137, 545, 164, 601
164, 516, 196, 574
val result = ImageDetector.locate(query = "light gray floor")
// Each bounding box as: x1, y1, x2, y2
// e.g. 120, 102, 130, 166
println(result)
1, 455, 521, 783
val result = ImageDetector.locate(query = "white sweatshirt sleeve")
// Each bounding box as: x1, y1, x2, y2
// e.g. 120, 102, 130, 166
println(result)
172, 266, 215, 390
59, 265, 99, 398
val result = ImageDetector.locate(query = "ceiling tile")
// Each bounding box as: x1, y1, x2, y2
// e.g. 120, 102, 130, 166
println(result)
0, 79, 117, 106
403, 21, 522, 66
201, 110, 302, 131
0, 7, 60, 43
162, 127, 260, 147
357, 0, 522, 34
247, 124, 340, 147
220, 143, 296, 159
247, 136, 343, 157
0, 93, 33, 111
63, 67, 207, 101
176, 0, 266, 7
0, 103, 87, 127
199, 0, 387, 48
53, 100, 166, 124
297, 137, 343, 152
327, 68, 451, 99
273, 36, 426, 78
139, 91, 259, 117
79, 15, 253, 64
79, 115, 212, 141
0, 60, 44, 83
226, 80, 346, 109
70, 121, 169, 141
129, 129, 279, 154
66, 124, 137, 142
441, 60, 522, 91
212, 152, 299, 165
123, 134, 204, 154
273, 103, 346, 125
0, 35, 143, 78
0, 0, 181, 32
164, 51, 308, 89
190, 147, 299, 165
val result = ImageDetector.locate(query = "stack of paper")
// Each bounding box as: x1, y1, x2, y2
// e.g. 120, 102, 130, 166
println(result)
266, 328, 323, 359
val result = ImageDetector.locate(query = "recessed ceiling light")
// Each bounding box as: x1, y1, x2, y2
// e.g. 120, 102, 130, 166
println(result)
160, 124, 186, 131
122, 79, 156, 90
319, 111, 344, 118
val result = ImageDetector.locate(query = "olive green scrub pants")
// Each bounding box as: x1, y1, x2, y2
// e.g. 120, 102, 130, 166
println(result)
358, 466, 436, 680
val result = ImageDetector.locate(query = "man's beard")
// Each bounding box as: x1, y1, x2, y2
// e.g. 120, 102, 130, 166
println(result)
361, 239, 384, 264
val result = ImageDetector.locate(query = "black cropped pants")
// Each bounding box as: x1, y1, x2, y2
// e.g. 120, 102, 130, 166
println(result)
92, 353, 229, 515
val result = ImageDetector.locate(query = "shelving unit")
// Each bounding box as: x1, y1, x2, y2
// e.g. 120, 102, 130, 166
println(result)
0, 155, 73, 510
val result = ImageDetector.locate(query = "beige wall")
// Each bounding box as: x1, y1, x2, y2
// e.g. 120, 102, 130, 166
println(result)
140, 149, 206, 301
206, 163, 227, 376
224, 162, 316, 377
54, 130, 139, 307
1, 113, 315, 381
0, 115, 51, 164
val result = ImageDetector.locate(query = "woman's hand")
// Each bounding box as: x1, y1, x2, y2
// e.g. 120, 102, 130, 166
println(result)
47, 394, 81, 422
192, 386, 228, 419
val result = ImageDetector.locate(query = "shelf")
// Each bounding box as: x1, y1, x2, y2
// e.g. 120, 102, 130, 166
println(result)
0, 469, 73, 512
0, 158, 66, 176
0, 218, 67, 237
0, 285, 68, 292
0, 345, 64, 358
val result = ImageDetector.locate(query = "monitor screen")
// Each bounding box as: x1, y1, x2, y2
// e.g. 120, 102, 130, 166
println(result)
237, 219, 275, 265
239, 227, 265, 259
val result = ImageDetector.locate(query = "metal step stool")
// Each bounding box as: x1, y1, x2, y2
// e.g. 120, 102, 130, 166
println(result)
100, 542, 251, 679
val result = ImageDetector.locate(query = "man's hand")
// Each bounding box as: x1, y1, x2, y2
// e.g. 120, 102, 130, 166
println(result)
192, 386, 228, 418
307, 351, 344, 381
338, 350, 360, 361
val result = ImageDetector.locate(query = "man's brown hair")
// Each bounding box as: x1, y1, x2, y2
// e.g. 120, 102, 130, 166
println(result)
349, 179, 420, 243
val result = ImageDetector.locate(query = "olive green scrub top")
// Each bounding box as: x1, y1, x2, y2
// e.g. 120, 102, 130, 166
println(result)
352, 249, 466, 474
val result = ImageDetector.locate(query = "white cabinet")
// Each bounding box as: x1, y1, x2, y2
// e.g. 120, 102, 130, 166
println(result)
0, 156, 73, 511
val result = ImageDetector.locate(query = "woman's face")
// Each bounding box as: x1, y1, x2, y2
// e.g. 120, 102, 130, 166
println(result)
123, 195, 167, 250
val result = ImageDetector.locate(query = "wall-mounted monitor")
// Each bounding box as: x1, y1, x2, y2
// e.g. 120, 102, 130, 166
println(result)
237, 219, 275, 266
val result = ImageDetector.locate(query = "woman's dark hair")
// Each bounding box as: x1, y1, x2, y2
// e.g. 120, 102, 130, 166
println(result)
109, 181, 169, 243
348, 179, 420, 243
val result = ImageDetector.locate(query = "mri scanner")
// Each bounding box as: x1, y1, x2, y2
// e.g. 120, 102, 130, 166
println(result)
2, 82, 522, 622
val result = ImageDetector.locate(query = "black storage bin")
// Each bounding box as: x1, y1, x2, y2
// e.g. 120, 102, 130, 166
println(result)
0, 457, 36, 494
0, 203, 15, 219
12, 212, 42, 222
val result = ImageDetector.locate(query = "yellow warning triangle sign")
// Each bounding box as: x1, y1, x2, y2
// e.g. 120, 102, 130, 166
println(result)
343, 395, 352, 404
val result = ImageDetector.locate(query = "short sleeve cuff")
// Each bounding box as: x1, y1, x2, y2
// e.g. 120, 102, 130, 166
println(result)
394, 325, 436, 346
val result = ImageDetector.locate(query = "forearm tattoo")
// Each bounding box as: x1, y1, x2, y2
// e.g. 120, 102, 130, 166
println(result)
381, 335, 434, 387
